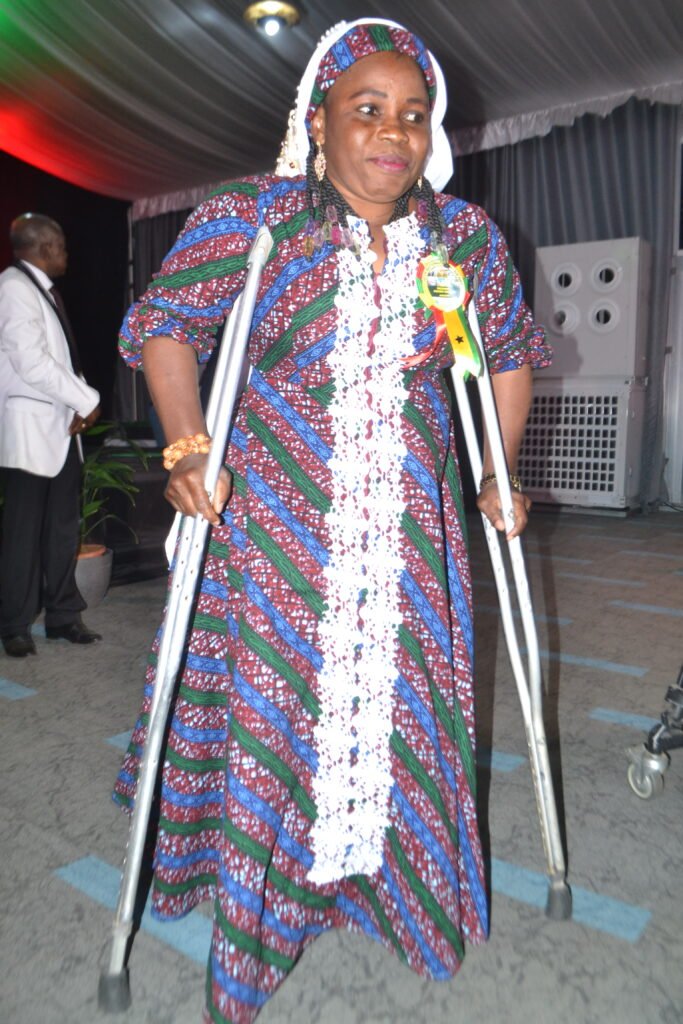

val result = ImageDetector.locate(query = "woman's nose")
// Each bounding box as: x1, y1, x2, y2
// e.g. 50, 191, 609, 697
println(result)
378, 116, 408, 141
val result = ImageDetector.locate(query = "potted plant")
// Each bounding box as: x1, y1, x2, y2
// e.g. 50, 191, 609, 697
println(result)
76, 421, 149, 606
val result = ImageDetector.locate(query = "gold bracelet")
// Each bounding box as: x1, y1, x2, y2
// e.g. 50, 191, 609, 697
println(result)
479, 472, 522, 493
162, 432, 212, 471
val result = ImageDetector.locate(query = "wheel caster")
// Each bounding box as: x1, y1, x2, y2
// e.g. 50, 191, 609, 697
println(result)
627, 761, 664, 800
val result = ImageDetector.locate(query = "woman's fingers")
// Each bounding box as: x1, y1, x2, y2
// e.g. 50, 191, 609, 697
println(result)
476, 485, 531, 539
212, 467, 233, 515
164, 454, 229, 524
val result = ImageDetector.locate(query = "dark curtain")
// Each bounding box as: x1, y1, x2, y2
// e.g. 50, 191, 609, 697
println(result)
452, 98, 681, 504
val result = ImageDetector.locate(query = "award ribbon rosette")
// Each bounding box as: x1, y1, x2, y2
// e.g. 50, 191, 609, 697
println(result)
405, 254, 483, 379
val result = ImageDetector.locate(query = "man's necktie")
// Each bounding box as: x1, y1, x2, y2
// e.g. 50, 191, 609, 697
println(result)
49, 285, 83, 376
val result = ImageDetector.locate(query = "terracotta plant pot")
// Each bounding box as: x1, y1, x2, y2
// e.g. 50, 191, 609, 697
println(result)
75, 544, 113, 608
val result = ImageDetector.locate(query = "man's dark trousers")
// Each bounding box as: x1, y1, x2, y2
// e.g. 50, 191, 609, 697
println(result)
0, 439, 86, 636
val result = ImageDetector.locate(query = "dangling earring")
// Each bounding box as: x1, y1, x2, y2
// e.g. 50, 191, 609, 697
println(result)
417, 175, 423, 190
314, 142, 326, 182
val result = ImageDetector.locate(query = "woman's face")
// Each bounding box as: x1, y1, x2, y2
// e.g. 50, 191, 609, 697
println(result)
311, 50, 431, 222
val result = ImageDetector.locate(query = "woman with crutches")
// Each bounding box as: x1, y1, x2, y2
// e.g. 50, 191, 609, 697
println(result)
110, 19, 554, 1023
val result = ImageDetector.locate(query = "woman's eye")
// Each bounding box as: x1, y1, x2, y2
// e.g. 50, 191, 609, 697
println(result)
358, 103, 378, 116
405, 111, 426, 124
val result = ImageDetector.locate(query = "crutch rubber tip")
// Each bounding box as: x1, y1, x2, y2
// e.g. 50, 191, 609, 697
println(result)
98, 970, 131, 1013
546, 881, 572, 921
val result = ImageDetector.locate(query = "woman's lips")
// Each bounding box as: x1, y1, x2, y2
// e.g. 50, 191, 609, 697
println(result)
370, 155, 409, 173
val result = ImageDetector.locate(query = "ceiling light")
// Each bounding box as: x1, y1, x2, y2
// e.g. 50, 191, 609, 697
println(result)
243, 2, 301, 36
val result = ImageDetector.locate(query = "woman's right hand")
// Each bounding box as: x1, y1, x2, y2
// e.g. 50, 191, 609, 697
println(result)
164, 453, 233, 525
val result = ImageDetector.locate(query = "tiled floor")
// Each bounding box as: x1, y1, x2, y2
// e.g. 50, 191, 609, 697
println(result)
1, 509, 682, 1024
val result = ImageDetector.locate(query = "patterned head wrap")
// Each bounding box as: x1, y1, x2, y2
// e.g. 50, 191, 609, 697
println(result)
276, 18, 453, 192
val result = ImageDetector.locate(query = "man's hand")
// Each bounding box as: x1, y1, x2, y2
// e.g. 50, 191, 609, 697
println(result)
68, 404, 100, 435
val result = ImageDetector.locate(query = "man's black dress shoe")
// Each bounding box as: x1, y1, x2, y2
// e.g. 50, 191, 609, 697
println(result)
46, 621, 102, 644
2, 633, 37, 657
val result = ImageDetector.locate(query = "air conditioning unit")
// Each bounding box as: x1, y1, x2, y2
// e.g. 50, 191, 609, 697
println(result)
518, 377, 645, 509
521, 239, 651, 510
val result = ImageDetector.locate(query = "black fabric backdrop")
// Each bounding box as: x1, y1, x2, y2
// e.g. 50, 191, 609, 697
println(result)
0, 150, 130, 417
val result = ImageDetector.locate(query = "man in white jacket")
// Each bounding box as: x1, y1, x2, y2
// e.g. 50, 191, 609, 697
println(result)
0, 213, 102, 656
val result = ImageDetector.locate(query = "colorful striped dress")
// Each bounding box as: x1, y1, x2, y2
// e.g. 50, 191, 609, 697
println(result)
115, 174, 550, 1023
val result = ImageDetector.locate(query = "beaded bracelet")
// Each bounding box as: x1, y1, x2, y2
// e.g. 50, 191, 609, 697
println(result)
162, 432, 212, 471
479, 472, 523, 493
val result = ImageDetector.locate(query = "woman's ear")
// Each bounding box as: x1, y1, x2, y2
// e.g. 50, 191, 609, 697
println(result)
310, 106, 326, 147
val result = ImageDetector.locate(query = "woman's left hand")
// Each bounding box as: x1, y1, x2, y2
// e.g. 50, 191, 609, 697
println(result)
476, 483, 531, 540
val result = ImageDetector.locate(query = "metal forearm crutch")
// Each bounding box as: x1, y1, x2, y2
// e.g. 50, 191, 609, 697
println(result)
98, 226, 273, 1013
450, 299, 572, 920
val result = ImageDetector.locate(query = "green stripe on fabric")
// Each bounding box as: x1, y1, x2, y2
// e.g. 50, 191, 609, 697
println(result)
443, 452, 466, 529
398, 624, 476, 794
161, 816, 222, 836
208, 538, 230, 560
387, 827, 465, 961
369, 24, 395, 50
502, 253, 514, 302
401, 512, 448, 590
227, 567, 243, 592
214, 902, 295, 970
230, 718, 317, 820
193, 612, 227, 637
257, 287, 337, 373
270, 209, 309, 246
207, 181, 260, 199
232, 470, 247, 497
390, 730, 460, 851
147, 254, 248, 292
246, 518, 326, 618
453, 224, 487, 265
403, 400, 441, 466
351, 876, 408, 963
239, 619, 321, 719
166, 748, 226, 773
154, 872, 216, 896
307, 382, 335, 407
112, 792, 132, 810
178, 683, 227, 707
246, 409, 331, 513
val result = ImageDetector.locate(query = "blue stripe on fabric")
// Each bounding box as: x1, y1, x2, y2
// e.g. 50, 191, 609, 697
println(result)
228, 773, 282, 833
167, 216, 256, 257
232, 668, 319, 771
146, 296, 232, 319
117, 770, 135, 788
170, 720, 227, 744
162, 783, 223, 808
557, 572, 645, 588
0, 677, 37, 700
491, 858, 650, 942
246, 467, 328, 566
256, 177, 306, 221
106, 730, 133, 752
392, 785, 460, 895
210, 952, 269, 1009
336, 893, 381, 940
251, 246, 329, 331
395, 676, 457, 794
445, 540, 473, 659
227, 613, 239, 639
230, 426, 248, 453
218, 865, 324, 944
422, 379, 450, 446
412, 321, 436, 353
54, 856, 211, 964
404, 451, 441, 507
381, 856, 450, 979
457, 808, 489, 930
495, 282, 522, 340
589, 707, 659, 731
201, 576, 229, 601
156, 847, 220, 870
251, 369, 332, 463
243, 572, 323, 670
609, 600, 683, 618
441, 197, 468, 223
534, 648, 648, 678
478, 218, 498, 293
401, 569, 453, 663
185, 653, 228, 675
295, 331, 335, 369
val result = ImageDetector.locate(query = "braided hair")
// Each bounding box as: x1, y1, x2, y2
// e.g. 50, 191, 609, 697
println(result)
305, 141, 447, 250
